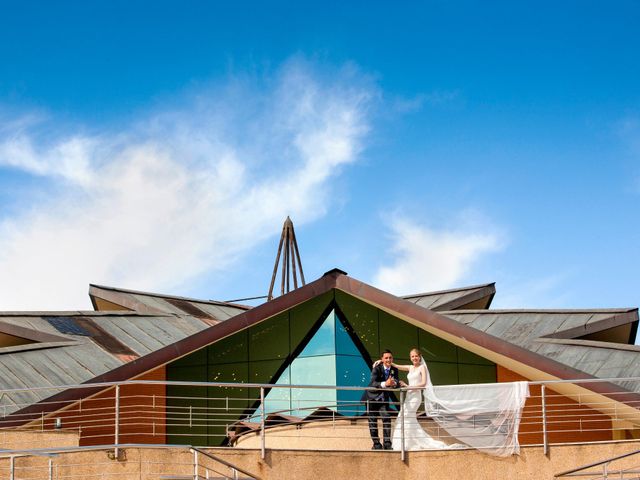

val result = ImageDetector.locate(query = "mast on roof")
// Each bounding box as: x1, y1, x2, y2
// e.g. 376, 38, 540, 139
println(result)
267, 217, 306, 301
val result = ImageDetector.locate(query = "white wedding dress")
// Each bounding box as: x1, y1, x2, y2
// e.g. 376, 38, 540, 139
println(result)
390, 359, 530, 456
391, 365, 451, 451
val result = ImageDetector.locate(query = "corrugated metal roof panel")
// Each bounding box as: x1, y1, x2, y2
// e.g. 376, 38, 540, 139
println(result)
89, 284, 250, 319
0, 311, 208, 416
403, 283, 495, 311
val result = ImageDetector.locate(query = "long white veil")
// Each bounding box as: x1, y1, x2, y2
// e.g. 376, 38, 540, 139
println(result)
420, 358, 529, 456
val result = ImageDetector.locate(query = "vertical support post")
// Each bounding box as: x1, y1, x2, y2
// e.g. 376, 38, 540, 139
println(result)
115, 384, 120, 460
260, 387, 266, 460
193, 449, 198, 480
9, 456, 14, 480
400, 389, 406, 462
152, 394, 156, 436
48, 458, 53, 480
541, 384, 548, 456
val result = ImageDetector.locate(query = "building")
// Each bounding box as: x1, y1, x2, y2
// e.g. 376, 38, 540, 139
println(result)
1, 265, 639, 478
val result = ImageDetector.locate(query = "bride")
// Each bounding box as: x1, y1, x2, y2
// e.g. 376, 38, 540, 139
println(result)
374, 348, 529, 455
389, 348, 455, 451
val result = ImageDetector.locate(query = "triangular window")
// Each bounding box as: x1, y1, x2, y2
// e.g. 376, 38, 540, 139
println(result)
258, 309, 369, 417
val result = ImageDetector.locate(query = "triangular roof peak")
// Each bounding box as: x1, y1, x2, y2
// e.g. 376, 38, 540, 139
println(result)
322, 267, 348, 277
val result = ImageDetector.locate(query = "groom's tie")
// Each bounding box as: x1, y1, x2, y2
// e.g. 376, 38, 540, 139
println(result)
384, 368, 389, 379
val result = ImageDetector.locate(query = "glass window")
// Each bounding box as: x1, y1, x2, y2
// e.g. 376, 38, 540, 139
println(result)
427, 361, 458, 385
458, 364, 496, 384
419, 329, 457, 363
335, 312, 362, 356
248, 312, 290, 361
249, 359, 286, 385
166, 366, 209, 446
290, 355, 336, 385
167, 364, 207, 382
299, 311, 335, 357
335, 290, 379, 357
208, 362, 248, 384
336, 354, 369, 416
290, 291, 334, 349
457, 347, 495, 366
263, 366, 292, 415
207, 329, 248, 364
170, 348, 207, 368
379, 311, 419, 358
290, 356, 336, 417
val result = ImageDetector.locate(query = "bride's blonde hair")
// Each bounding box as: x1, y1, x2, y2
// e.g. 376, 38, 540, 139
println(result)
410, 348, 421, 358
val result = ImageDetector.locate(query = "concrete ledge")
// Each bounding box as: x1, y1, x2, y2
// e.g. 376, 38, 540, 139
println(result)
0, 428, 79, 450
211, 441, 640, 480
1, 440, 639, 479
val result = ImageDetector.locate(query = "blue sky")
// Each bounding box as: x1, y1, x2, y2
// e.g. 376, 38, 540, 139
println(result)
0, 1, 639, 316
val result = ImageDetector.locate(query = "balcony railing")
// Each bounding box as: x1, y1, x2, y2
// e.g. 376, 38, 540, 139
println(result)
0, 377, 639, 464
554, 448, 640, 479
0, 444, 258, 480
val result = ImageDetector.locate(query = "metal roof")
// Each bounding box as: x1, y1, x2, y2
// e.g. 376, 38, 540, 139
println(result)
402, 283, 495, 311
440, 309, 638, 348
0, 272, 638, 422
0, 311, 211, 415
0, 280, 496, 417
89, 284, 250, 321
440, 308, 639, 389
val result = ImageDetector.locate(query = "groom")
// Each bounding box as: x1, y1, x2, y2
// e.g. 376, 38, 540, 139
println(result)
362, 349, 399, 450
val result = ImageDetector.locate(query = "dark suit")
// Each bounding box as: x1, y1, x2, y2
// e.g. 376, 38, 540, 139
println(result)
361, 363, 399, 446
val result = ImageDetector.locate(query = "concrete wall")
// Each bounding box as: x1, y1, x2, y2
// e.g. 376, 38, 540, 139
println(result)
0, 429, 78, 450
3, 442, 639, 480
232, 418, 466, 450
213, 441, 640, 480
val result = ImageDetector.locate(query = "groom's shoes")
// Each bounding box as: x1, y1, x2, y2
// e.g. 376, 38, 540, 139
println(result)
372, 442, 383, 450
383, 442, 393, 450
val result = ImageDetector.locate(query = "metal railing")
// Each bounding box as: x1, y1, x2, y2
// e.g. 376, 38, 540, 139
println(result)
0, 377, 639, 463
554, 448, 640, 479
0, 444, 258, 480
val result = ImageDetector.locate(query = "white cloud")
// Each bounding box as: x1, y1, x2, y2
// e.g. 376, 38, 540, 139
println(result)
373, 215, 504, 295
0, 59, 372, 310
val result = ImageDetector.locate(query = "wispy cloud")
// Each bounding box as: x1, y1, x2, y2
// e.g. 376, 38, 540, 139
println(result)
0, 59, 373, 310
373, 214, 505, 295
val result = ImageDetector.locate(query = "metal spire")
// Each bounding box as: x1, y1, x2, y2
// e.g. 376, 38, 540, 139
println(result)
267, 217, 306, 301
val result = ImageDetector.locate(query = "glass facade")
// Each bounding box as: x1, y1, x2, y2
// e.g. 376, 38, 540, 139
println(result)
334, 290, 496, 385
165, 288, 497, 445
260, 309, 369, 417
